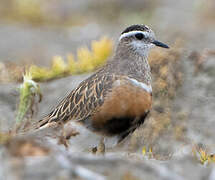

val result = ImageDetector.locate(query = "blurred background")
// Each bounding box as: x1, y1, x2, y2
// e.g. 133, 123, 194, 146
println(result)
0, 0, 214, 65
0, 0, 209, 64
0, 0, 215, 179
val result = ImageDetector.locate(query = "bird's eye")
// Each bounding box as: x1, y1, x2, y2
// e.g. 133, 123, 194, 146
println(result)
135, 33, 144, 40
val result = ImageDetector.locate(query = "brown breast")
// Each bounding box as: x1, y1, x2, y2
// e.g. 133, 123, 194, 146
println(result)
91, 82, 152, 135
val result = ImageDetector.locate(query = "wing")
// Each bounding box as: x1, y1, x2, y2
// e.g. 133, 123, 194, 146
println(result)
37, 73, 119, 129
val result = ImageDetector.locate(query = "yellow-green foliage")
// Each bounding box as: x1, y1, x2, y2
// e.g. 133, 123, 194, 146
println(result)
0, 132, 11, 145
14, 0, 42, 20
192, 145, 215, 165
16, 71, 41, 124
30, 37, 113, 81
142, 146, 154, 159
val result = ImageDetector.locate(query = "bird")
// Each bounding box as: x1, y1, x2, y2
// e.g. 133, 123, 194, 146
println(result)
36, 24, 169, 151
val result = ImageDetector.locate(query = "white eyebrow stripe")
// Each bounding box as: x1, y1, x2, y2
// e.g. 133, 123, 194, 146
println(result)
119, 31, 149, 41
127, 77, 152, 93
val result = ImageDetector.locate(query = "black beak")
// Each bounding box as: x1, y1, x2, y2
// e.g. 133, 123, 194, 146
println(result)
152, 40, 169, 48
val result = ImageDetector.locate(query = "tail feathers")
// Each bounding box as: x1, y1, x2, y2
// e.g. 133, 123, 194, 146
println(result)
35, 116, 58, 130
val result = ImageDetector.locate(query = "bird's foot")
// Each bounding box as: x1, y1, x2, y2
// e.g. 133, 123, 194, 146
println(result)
91, 137, 105, 155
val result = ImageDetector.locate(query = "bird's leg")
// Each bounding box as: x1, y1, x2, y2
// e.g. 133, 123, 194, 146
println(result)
91, 137, 105, 154
96, 137, 105, 155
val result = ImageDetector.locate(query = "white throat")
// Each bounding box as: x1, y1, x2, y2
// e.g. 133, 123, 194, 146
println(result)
131, 41, 154, 57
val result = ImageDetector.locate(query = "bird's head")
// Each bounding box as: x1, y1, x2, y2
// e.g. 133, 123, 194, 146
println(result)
118, 24, 169, 57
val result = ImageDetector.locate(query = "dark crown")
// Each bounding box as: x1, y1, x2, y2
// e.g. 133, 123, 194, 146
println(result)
121, 24, 149, 34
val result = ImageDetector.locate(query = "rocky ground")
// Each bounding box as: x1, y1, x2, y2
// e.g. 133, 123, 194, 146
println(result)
1, 0, 215, 179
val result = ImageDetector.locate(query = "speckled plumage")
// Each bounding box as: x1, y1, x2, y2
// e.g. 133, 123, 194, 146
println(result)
37, 24, 169, 143
121, 24, 150, 34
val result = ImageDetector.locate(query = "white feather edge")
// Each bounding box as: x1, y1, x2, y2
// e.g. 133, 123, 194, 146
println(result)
114, 78, 152, 93
128, 78, 152, 93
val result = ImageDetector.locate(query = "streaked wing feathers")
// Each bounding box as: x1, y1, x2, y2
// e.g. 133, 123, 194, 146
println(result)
37, 73, 118, 128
